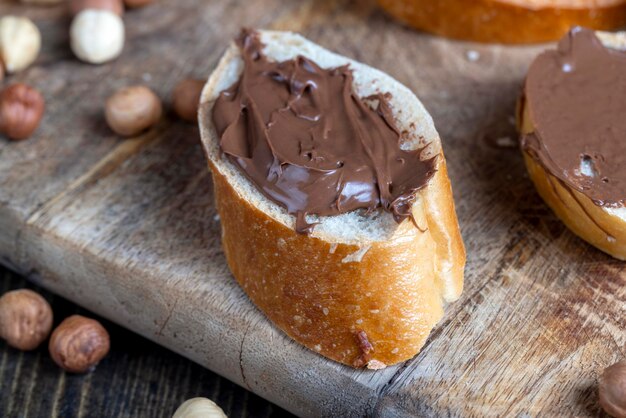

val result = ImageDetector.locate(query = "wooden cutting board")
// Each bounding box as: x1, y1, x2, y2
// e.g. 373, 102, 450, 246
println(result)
0, 0, 624, 416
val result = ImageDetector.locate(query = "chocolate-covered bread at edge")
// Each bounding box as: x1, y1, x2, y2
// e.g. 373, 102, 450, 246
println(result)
198, 30, 465, 368
519, 28, 626, 260
378, 0, 626, 44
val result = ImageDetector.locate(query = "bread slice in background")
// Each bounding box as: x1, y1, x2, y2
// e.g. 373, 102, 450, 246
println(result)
519, 31, 626, 260
378, 0, 626, 43
199, 30, 465, 368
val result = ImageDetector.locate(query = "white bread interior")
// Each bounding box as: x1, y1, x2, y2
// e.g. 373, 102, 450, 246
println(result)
201, 31, 441, 245
520, 31, 626, 260
199, 30, 465, 367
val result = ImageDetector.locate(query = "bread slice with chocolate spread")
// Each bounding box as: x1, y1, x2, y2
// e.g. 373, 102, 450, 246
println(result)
199, 30, 465, 368
378, 0, 626, 44
519, 29, 626, 260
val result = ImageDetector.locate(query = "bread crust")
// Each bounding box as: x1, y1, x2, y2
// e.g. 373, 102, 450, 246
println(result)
377, 0, 626, 43
519, 98, 626, 260
210, 161, 463, 367
199, 31, 465, 367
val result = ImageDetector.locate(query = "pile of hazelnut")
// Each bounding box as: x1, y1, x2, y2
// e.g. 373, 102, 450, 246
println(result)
0, 288, 231, 416
105, 78, 205, 137
0, 0, 205, 143
0, 13, 44, 141
0, 289, 110, 373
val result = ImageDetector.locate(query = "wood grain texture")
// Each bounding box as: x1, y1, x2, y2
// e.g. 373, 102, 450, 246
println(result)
0, 267, 291, 417
0, 0, 624, 416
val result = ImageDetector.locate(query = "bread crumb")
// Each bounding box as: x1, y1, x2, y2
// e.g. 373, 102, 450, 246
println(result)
322, 307, 329, 316
367, 360, 387, 370
356, 318, 363, 324
391, 347, 399, 354
314, 344, 321, 352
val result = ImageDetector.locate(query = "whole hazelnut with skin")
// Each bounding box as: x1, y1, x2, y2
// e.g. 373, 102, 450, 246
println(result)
172, 79, 205, 123
600, 360, 626, 418
173, 398, 228, 418
0, 289, 53, 351
70, 0, 125, 16
123, 0, 154, 8
0, 16, 41, 74
70, 9, 125, 64
49, 315, 110, 373
105, 85, 162, 136
0, 83, 45, 141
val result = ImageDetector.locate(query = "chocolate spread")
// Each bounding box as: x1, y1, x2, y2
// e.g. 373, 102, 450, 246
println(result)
212, 30, 437, 234
522, 27, 626, 208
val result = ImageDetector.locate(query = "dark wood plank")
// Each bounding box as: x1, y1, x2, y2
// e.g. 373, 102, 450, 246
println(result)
0, 266, 291, 418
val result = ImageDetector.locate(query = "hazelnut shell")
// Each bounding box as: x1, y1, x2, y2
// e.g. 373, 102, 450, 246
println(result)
49, 315, 110, 373
172, 79, 205, 123
600, 360, 626, 418
0, 289, 53, 351
105, 85, 162, 136
0, 83, 45, 141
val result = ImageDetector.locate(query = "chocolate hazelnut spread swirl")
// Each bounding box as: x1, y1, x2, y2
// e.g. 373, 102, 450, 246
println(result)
212, 30, 436, 234
522, 27, 626, 208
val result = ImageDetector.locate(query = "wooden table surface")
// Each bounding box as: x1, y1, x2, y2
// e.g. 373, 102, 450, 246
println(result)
0, 0, 625, 416
0, 266, 291, 417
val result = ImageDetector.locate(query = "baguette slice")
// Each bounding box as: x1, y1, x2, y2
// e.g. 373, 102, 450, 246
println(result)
198, 30, 465, 368
519, 31, 626, 260
378, 0, 626, 44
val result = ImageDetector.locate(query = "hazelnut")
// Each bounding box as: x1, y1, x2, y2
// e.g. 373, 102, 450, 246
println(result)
173, 398, 228, 418
20, 0, 66, 4
600, 360, 626, 418
172, 78, 205, 123
70, 0, 125, 16
123, 0, 154, 8
105, 85, 162, 136
49, 315, 110, 373
0, 16, 42, 74
0, 289, 53, 351
70, 9, 125, 64
0, 83, 45, 141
